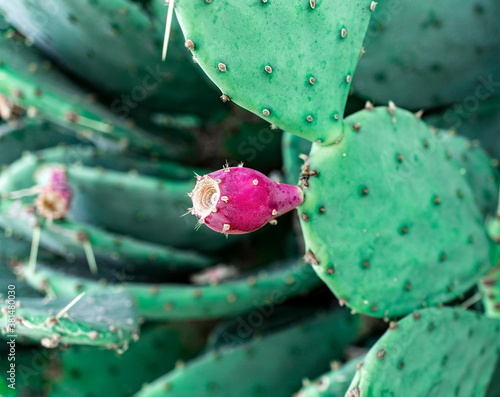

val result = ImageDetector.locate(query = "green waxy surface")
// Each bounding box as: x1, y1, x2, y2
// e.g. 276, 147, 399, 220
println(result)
175, 0, 373, 144
346, 307, 500, 397
136, 310, 360, 397
353, 0, 500, 110
299, 106, 497, 318
19, 258, 320, 320
47, 322, 205, 397
437, 130, 499, 218
0, 290, 139, 351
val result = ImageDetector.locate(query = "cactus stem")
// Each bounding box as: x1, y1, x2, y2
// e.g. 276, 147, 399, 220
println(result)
161, 0, 176, 61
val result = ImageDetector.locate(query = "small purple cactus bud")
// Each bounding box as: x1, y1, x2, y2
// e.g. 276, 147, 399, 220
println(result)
35, 167, 73, 220
189, 166, 303, 234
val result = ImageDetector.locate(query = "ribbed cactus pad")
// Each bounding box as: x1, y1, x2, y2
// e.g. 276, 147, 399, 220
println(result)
0, 0, 222, 118
438, 130, 499, 218
0, 290, 139, 351
345, 307, 500, 397
299, 106, 497, 318
47, 323, 205, 397
295, 356, 363, 397
174, 0, 374, 144
137, 310, 360, 397
353, 0, 500, 109
20, 258, 320, 320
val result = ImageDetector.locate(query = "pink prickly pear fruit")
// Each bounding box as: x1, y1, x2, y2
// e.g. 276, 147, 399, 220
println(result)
189, 165, 304, 234
35, 167, 73, 220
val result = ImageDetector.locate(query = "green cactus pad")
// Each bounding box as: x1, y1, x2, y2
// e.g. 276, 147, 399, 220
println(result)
0, 25, 190, 159
295, 356, 363, 397
299, 106, 497, 318
174, 0, 374, 144
0, 290, 139, 351
345, 307, 500, 397
0, 0, 224, 119
136, 310, 360, 397
0, 117, 84, 167
282, 132, 312, 185
437, 130, 499, 218
47, 323, 205, 397
353, 0, 500, 110
19, 258, 320, 320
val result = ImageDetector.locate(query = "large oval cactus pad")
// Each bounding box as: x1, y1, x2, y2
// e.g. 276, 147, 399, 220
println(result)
299, 106, 498, 317
174, 0, 374, 144
346, 307, 500, 397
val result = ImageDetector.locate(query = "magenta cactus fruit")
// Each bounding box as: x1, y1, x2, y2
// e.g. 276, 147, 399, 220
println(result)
35, 166, 73, 220
189, 166, 303, 235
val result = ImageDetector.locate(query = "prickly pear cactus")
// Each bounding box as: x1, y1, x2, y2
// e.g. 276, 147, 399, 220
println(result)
299, 105, 498, 317
174, 0, 374, 144
0, 0, 499, 394
345, 307, 500, 397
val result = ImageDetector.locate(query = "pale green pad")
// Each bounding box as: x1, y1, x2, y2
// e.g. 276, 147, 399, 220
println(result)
175, 0, 373, 144
346, 307, 500, 397
300, 106, 497, 318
